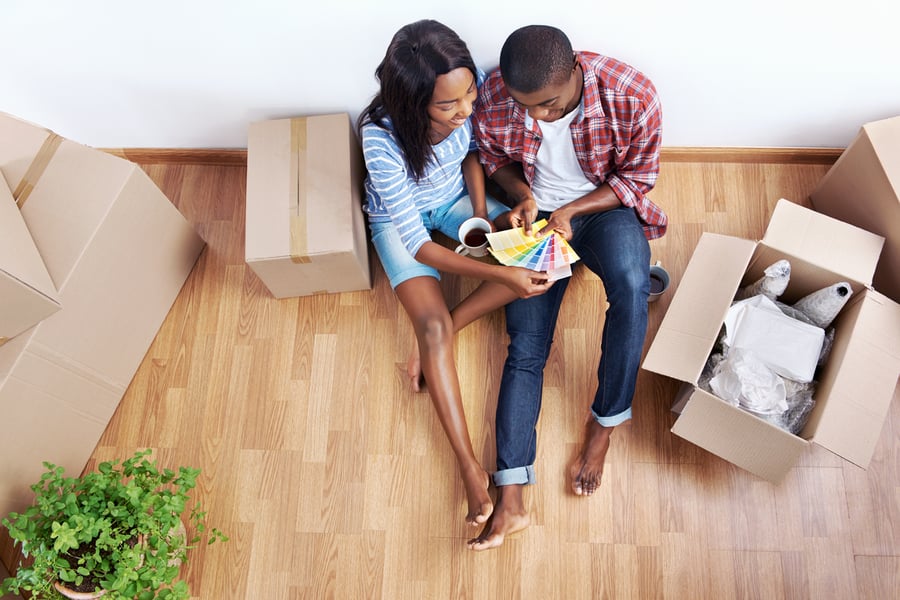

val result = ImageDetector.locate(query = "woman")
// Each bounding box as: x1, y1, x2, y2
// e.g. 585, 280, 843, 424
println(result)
358, 20, 551, 527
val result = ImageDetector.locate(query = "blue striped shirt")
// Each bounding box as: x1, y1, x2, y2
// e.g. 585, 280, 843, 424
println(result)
362, 117, 476, 257
361, 69, 485, 257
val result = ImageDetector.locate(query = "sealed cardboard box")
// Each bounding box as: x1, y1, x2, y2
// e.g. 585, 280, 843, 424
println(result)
643, 199, 900, 483
0, 173, 60, 344
810, 115, 900, 303
0, 111, 205, 519
245, 113, 371, 298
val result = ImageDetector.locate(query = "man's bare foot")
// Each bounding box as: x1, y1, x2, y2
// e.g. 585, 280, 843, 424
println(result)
461, 464, 493, 526
568, 420, 612, 496
468, 485, 529, 551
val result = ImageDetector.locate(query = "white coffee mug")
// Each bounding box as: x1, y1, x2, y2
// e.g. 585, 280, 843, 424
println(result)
648, 260, 670, 302
454, 217, 492, 258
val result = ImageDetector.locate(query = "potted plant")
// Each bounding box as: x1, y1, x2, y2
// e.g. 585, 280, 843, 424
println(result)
0, 449, 227, 599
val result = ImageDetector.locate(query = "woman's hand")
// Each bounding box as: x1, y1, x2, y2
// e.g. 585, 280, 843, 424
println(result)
499, 266, 554, 298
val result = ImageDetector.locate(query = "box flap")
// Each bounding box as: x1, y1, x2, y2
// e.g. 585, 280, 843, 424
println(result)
246, 118, 293, 262
0, 173, 61, 340
0, 174, 58, 301
642, 233, 756, 383
672, 388, 808, 483
0, 111, 54, 197
762, 199, 883, 287
299, 113, 358, 257
808, 290, 900, 468
863, 116, 900, 190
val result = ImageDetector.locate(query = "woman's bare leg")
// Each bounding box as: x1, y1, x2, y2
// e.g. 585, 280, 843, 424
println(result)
396, 276, 493, 526
406, 280, 519, 391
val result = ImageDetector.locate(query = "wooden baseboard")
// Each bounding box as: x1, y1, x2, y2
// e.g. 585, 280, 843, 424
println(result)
101, 146, 843, 167
102, 148, 248, 166
659, 146, 842, 164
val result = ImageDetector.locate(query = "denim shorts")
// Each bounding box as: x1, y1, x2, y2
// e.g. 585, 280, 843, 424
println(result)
369, 194, 509, 289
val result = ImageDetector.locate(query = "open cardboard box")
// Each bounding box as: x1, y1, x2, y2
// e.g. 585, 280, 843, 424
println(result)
643, 199, 900, 483
245, 113, 371, 298
0, 111, 205, 521
811, 115, 900, 304
0, 172, 60, 345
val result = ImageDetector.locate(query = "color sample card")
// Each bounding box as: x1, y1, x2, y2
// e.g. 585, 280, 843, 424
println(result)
486, 220, 580, 281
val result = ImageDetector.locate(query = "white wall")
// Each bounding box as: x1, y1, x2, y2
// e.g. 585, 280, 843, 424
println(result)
1, 0, 898, 149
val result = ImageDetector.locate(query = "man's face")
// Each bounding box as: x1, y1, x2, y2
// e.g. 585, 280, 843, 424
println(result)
507, 61, 582, 123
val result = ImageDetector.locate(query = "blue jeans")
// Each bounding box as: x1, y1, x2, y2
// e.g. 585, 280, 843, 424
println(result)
492, 206, 651, 486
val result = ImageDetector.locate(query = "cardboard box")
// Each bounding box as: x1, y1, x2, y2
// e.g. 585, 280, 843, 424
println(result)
245, 113, 371, 298
810, 115, 900, 303
0, 112, 205, 520
643, 199, 900, 483
0, 173, 60, 345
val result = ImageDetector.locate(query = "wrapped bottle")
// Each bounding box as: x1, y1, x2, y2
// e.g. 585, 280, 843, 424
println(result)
791, 282, 853, 329
735, 259, 791, 301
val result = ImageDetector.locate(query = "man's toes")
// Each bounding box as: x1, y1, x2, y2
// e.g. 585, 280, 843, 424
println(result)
467, 533, 504, 551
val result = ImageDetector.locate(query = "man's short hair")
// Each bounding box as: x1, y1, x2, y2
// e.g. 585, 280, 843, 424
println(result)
499, 25, 574, 93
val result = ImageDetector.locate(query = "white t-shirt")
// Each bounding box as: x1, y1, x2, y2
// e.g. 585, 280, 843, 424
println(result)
530, 106, 596, 211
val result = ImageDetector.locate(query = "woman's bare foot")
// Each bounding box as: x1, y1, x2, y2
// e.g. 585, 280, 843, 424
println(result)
568, 420, 612, 496
406, 340, 426, 392
461, 464, 493, 526
468, 485, 529, 551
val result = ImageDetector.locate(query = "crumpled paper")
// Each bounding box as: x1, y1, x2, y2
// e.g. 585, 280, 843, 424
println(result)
709, 348, 788, 415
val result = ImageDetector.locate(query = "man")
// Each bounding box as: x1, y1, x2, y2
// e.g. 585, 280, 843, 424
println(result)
468, 25, 667, 550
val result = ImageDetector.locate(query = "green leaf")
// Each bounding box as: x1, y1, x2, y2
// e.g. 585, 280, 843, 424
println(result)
51, 522, 79, 553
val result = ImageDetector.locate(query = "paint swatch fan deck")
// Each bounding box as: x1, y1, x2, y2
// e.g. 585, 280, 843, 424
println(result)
486, 219, 580, 281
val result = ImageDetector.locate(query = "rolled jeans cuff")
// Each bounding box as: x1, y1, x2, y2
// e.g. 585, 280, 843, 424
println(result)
592, 406, 632, 427
492, 465, 536, 487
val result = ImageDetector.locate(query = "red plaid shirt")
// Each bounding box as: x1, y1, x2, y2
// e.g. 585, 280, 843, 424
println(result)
474, 51, 667, 240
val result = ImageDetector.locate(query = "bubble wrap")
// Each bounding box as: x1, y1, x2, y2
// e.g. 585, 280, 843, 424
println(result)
736, 259, 791, 301
791, 282, 853, 328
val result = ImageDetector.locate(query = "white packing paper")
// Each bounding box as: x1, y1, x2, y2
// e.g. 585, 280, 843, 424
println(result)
723, 295, 825, 383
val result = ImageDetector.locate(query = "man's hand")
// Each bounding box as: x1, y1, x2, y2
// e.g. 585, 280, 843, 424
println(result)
501, 266, 554, 298
506, 197, 539, 236
534, 206, 575, 240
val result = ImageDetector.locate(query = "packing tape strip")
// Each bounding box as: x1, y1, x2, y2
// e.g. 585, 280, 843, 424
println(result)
14, 133, 63, 209
289, 118, 312, 264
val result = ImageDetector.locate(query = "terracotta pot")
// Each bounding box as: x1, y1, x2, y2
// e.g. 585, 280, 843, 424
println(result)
52, 580, 107, 599
51, 520, 186, 599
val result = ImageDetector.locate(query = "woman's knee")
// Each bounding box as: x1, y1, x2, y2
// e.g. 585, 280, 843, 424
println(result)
414, 313, 454, 349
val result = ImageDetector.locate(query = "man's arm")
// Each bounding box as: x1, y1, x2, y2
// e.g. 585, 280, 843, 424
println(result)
488, 163, 541, 235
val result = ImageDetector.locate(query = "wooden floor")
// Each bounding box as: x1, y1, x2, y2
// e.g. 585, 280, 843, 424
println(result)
78, 159, 899, 599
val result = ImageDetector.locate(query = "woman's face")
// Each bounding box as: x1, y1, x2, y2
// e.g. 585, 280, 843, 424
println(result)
427, 67, 477, 140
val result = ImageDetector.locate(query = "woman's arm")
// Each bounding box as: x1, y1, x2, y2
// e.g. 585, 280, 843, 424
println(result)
462, 152, 489, 223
